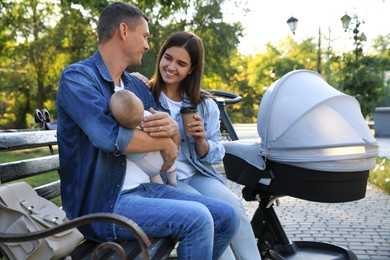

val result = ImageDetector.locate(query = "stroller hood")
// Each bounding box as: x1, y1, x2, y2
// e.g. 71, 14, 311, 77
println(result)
257, 70, 378, 172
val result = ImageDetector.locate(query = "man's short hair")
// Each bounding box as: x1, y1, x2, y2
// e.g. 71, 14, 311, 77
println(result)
97, 2, 148, 44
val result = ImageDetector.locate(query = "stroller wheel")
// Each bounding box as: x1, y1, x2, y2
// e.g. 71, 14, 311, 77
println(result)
269, 250, 287, 260
259, 240, 272, 259
258, 228, 277, 259
252, 206, 279, 259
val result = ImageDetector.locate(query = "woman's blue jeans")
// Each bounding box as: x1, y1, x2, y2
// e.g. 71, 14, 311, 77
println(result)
114, 183, 239, 259
177, 173, 262, 260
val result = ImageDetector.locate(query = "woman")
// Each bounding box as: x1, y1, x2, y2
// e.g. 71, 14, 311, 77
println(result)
149, 31, 261, 260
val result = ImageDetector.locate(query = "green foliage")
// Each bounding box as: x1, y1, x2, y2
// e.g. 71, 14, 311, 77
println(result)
369, 157, 390, 195
0, 1, 389, 128
56, 6, 97, 63
329, 15, 389, 118
233, 27, 390, 122
0, 0, 62, 128
131, 0, 243, 83
1, 0, 244, 127
340, 55, 385, 117
227, 36, 324, 122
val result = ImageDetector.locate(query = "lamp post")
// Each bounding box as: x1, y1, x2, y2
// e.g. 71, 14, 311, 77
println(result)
340, 13, 365, 61
316, 27, 322, 74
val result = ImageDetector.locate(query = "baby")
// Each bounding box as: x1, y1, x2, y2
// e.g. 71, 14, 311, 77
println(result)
110, 89, 177, 186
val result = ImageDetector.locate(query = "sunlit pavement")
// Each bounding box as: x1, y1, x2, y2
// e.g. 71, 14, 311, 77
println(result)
218, 123, 390, 259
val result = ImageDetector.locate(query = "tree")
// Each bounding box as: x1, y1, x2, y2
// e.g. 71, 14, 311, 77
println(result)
0, 0, 244, 127
229, 36, 321, 122
0, 0, 60, 127
371, 34, 390, 107
336, 16, 387, 117
130, 0, 243, 85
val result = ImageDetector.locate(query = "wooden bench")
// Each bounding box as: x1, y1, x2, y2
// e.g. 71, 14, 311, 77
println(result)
0, 110, 176, 259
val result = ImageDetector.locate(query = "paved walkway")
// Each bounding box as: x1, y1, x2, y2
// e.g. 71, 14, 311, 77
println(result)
222, 124, 390, 259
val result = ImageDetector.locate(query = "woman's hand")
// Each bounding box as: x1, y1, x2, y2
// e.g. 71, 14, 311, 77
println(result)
186, 114, 206, 143
131, 72, 151, 88
141, 108, 179, 139
186, 114, 209, 158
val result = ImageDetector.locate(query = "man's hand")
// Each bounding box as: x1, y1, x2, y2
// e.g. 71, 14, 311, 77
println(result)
141, 108, 179, 138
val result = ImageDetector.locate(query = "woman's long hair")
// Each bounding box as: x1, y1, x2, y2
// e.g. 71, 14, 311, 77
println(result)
150, 31, 211, 106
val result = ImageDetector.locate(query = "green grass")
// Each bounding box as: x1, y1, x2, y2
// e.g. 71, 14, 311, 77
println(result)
0, 146, 55, 162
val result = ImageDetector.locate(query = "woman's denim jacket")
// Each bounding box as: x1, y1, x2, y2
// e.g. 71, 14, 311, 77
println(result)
158, 94, 226, 184
56, 51, 158, 242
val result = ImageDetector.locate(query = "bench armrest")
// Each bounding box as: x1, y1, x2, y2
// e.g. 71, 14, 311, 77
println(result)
0, 212, 151, 259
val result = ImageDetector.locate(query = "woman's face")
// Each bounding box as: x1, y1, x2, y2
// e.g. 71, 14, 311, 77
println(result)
159, 46, 192, 88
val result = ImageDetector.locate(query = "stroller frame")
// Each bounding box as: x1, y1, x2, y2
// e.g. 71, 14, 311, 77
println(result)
212, 90, 361, 259
223, 152, 361, 259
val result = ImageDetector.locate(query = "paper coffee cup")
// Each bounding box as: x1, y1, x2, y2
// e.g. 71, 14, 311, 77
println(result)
180, 106, 198, 136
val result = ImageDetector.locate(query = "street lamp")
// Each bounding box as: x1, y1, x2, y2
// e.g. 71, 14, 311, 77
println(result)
340, 13, 352, 32
286, 17, 298, 34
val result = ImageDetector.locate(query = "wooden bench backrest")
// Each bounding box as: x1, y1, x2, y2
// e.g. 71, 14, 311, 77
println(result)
0, 129, 61, 200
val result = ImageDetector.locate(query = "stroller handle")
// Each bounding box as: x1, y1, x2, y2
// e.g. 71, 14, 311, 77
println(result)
205, 90, 242, 141
206, 90, 242, 104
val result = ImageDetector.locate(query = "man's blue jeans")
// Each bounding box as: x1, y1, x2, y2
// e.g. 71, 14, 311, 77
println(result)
114, 183, 239, 259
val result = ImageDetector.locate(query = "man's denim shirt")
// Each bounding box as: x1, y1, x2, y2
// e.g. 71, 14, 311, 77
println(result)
56, 51, 157, 242
158, 95, 226, 184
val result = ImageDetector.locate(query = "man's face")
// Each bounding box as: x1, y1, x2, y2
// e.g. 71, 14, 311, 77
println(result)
125, 18, 150, 67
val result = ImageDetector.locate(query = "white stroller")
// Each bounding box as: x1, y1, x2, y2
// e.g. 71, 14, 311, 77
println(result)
222, 70, 379, 259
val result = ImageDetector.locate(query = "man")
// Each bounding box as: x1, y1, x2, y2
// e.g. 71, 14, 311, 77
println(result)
56, 2, 238, 259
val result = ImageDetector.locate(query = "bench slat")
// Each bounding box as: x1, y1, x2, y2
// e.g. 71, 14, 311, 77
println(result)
148, 239, 177, 260
0, 130, 57, 151
36, 180, 61, 200
0, 155, 59, 183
